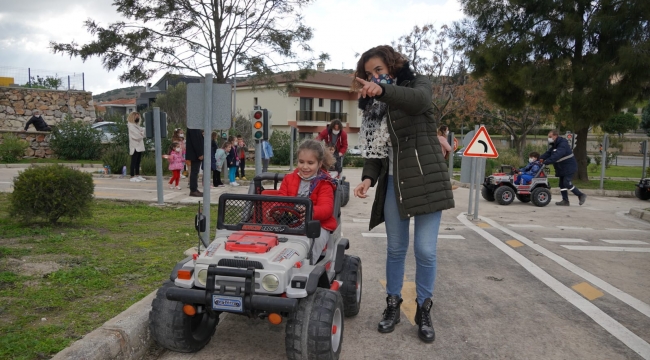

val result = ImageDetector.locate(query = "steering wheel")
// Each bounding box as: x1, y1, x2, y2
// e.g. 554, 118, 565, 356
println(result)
265, 205, 305, 228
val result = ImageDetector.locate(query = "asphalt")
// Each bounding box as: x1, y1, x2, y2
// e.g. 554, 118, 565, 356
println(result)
2, 167, 650, 360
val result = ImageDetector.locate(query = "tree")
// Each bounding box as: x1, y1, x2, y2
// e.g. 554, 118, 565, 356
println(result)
476, 105, 550, 157
25, 75, 63, 90
455, 0, 650, 180
155, 83, 187, 128
641, 101, 650, 136
601, 112, 639, 136
50, 0, 328, 86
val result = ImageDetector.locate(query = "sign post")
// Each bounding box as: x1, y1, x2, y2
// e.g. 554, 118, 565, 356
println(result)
463, 126, 499, 221
447, 132, 455, 180
600, 134, 609, 190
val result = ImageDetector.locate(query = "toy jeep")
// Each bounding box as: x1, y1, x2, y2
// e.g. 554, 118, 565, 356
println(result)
149, 173, 362, 360
481, 165, 552, 207
635, 178, 650, 200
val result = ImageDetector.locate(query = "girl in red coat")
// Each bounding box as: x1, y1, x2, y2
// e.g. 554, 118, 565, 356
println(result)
278, 140, 337, 259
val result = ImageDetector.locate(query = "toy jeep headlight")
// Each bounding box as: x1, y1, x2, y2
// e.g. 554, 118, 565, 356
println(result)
197, 269, 207, 286
262, 274, 279, 291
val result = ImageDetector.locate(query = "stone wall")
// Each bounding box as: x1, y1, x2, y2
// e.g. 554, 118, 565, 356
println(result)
0, 86, 96, 131
0, 130, 54, 158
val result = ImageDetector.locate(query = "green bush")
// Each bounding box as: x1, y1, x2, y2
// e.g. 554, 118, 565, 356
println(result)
0, 133, 29, 163
101, 145, 130, 174
484, 158, 498, 176
343, 155, 365, 167
141, 153, 171, 176
49, 116, 103, 160
269, 131, 297, 166
497, 149, 523, 168
627, 106, 638, 114
10, 165, 94, 224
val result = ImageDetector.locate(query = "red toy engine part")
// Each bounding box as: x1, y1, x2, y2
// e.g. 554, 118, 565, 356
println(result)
225, 231, 279, 253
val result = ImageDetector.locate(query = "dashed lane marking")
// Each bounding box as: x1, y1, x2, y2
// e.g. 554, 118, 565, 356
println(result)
505, 240, 524, 248
601, 240, 649, 245
605, 228, 646, 232
379, 280, 416, 325
543, 238, 588, 243
459, 213, 650, 359
508, 224, 543, 228
572, 282, 604, 301
561, 246, 650, 253
477, 216, 650, 319
556, 225, 594, 230
439, 235, 465, 239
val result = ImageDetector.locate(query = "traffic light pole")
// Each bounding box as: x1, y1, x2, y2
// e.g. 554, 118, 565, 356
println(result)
255, 141, 262, 175
153, 107, 164, 206
641, 140, 648, 180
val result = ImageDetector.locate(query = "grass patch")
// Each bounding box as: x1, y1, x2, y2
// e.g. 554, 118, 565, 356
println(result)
586, 165, 646, 178
547, 178, 636, 191
0, 193, 218, 360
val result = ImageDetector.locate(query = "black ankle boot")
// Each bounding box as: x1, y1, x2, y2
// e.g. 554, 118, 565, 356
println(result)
378, 295, 402, 333
555, 199, 570, 206
415, 298, 435, 343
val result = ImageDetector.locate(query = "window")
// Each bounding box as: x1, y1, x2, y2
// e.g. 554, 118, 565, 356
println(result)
299, 132, 313, 141
319, 98, 323, 107
330, 100, 342, 114
299, 98, 314, 120
254, 97, 258, 106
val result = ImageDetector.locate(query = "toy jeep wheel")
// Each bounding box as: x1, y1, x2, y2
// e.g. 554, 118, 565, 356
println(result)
635, 186, 650, 200
481, 186, 495, 202
149, 281, 219, 353
494, 186, 515, 205
340, 181, 350, 207
516, 194, 531, 203
336, 255, 362, 317
286, 288, 344, 360
531, 188, 552, 207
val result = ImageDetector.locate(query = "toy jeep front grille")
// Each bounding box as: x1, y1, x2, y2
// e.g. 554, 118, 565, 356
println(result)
217, 259, 264, 270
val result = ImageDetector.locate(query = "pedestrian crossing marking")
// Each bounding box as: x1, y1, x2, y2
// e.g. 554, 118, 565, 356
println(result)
543, 238, 588, 243
557, 226, 594, 230
477, 223, 491, 228
561, 246, 650, 253
508, 224, 543, 228
506, 240, 524, 248
572, 282, 604, 301
601, 240, 648, 245
439, 235, 465, 239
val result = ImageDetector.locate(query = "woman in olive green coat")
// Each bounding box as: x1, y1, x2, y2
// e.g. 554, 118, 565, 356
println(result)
353, 45, 454, 343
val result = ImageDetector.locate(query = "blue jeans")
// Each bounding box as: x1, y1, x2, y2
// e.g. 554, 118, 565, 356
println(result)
384, 176, 442, 305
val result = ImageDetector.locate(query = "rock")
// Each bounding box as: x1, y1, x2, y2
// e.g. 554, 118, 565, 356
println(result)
15, 108, 25, 115
24, 148, 35, 156
54, 110, 62, 118
6, 106, 14, 114
0, 105, 4, 112
45, 149, 54, 155
75, 105, 85, 114
36, 135, 45, 142
34, 149, 45, 157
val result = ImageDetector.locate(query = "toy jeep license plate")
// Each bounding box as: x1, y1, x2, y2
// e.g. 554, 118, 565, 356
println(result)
212, 295, 244, 313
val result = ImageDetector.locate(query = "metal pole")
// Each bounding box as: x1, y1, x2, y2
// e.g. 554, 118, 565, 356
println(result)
448, 132, 454, 180
255, 140, 262, 175
153, 107, 164, 205
82, 73, 85, 91
68, 75, 70, 90
599, 134, 608, 190
28, 68, 31, 87
233, 35, 237, 128
289, 127, 295, 171
473, 158, 484, 221
203, 74, 213, 245
641, 140, 647, 181
467, 157, 475, 216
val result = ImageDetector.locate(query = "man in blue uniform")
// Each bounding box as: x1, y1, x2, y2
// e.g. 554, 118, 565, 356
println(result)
540, 130, 587, 206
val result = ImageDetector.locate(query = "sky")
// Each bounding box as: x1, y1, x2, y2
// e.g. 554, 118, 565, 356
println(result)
0, 0, 465, 95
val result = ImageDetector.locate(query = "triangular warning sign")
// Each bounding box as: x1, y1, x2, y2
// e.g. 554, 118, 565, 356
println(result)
463, 126, 499, 158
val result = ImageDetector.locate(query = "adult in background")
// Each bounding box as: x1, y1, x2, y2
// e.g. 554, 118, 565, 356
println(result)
261, 139, 274, 173
437, 125, 452, 159
127, 112, 145, 182
24, 110, 51, 131
353, 45, 454, 343
235, 135, 247, 180
540, 130, 587, 206
186, 128, 204, 197
316, 119, 348, 162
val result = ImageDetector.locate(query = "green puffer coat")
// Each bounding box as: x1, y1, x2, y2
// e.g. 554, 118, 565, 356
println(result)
361, 69, 455, 230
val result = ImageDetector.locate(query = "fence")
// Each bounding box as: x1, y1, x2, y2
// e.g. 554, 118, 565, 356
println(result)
0, 66, 85, 91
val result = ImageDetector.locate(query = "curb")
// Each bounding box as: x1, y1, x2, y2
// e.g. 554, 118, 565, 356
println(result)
451, 180, 636, 198
629, 208, 650, 223
52, 290, 156, 360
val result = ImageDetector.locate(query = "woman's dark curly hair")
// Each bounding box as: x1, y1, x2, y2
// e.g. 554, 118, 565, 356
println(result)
352, 45, 407, 91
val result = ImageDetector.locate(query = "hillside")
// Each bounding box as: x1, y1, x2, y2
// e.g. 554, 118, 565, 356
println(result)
93, 86, 145, 103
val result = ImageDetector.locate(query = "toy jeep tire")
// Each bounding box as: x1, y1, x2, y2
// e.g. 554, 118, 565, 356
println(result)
340, 181, 350, 207
285, 288, 344, 360
531, 187, 552, 207
149, 281, 219, 353
516, 194, 531, 203
635, 186, 650, 200
336, 255, 362, 317
494, 186, 515, 205
481, 186, 495, 202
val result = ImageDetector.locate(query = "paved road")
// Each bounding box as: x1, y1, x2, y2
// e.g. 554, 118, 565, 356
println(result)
614, 156, 649, 167
2, 167, 649, 359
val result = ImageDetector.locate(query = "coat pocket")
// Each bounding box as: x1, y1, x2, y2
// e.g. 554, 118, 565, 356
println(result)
414, 149, 424, 175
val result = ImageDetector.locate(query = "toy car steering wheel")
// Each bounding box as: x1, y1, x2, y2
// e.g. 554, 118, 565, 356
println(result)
266, 205, 305, 228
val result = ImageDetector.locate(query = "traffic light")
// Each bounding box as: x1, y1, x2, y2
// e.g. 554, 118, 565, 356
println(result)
251, 109, 263, 140
262, 109, 270, 140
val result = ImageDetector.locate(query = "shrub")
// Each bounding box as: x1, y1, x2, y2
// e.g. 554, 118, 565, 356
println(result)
101, 145, 130, 174
627, 106, 638, 114
484, 158, 498, 176
269, 131, 297, 166
50, 116, 103, 160
588, 163, 598, 173
343, 155, 365, 167
10, 165, 94, 224
0, 133, 29, 163
141, 153, 171, 176
497, 149, 523, 168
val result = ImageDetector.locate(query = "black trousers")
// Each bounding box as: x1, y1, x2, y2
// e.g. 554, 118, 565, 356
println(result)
130, 151, 142, 177
189, 160, 201, 192
236, 158, 246, 178
559, 173, 583, 201
213, 170, 223, 186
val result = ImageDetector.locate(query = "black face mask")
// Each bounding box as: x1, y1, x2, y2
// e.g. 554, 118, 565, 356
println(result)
135, 118, 140, 123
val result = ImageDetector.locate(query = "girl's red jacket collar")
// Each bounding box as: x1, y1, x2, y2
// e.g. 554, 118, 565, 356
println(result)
278, 169, 337, 231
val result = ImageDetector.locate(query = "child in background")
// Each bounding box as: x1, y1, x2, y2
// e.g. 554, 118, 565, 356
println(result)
326, 145, 342, 178
235, 135, 247, 180
278, 140, 337, 260
163, 142, 184, 190
215, 141, 231, 187
227, 138, 240, 187
514, 152, 542, 185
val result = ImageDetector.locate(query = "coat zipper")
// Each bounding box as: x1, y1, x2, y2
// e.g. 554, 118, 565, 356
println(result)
415, 149, 424, 175
387, 109, 403, 203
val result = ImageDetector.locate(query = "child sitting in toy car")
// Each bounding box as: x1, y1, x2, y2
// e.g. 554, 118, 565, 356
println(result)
277, 140, 337, 260
514, 152, 542, 185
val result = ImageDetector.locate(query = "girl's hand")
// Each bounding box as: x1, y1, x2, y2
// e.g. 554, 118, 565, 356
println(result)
355, 77, 383, 98
162, 155, 169, 159
354, 179, 372, 198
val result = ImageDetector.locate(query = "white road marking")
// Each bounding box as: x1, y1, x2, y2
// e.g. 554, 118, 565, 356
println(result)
353, 219, 370, 223
96, 186, 156, 192
605, 228, 646, 232
601, 240, 649, 245
508, 224, 543, 228
362, 233, 387, 238
561, 246, 650, 253
478, 216, 650, 319
543, 238, 588, 243
458, 213, 650, 359
439, 235, 465, 239
556, 225, 594, 230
